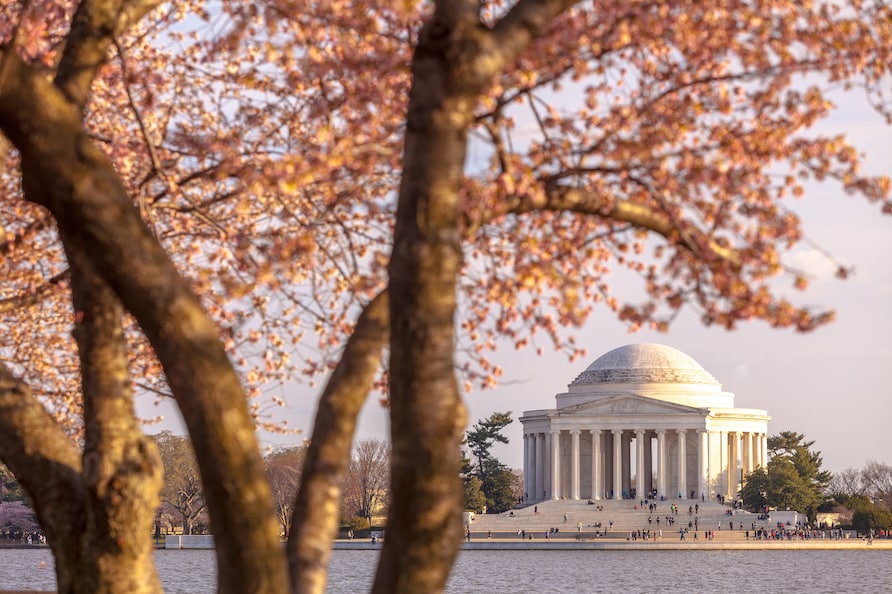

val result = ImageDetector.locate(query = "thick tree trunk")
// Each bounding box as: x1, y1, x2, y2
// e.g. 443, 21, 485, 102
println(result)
0, 0, 285, 589
374, 9, 477, 592
374, 3, 573, 591
0, 45, 288, 594
67, 241, 164, 593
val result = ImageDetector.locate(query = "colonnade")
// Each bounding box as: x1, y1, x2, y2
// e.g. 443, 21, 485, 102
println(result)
522, 428, 768, 503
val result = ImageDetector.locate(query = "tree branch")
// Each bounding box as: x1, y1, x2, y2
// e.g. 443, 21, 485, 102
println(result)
288, 291, 389, 594
535, 185, 741, 269
0, 363, 87, 592
490, 0, 579, 69
0, 270, 69, 314
55, 0, 163, 108
0, 47, 287, 594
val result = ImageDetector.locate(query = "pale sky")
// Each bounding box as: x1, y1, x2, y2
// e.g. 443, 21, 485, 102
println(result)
141, 81, 892, 479
334, 85, 892, 476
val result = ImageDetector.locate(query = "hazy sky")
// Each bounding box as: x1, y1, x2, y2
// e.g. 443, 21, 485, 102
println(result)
248, 84, 891, 476
141, 80, 891, 478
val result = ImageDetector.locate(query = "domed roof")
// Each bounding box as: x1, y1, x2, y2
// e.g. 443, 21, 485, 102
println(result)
570, 343, 719, 386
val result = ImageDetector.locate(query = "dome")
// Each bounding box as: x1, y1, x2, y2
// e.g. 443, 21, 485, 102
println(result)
570, 343, 719, 386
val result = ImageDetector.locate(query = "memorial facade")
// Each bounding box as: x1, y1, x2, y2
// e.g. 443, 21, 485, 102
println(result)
520, 343, 770, 502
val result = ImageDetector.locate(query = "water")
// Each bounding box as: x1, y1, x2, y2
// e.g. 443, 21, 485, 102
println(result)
1, 548, 889, 593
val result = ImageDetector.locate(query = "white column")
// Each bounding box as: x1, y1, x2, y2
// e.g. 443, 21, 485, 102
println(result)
729, 432, 740, 498
522, 434, 529, 501
622, 432, 632, 496
718, 430, 727, 498
761, 433, 769, 468
677, 429, 687, 499
745, 432, 755, 475
551, 430, 561, 500
612, 429, 623, 500
570, 429, 581, 500
644, 432, 653, 495
535, 433, 545, 501
656, 429, 667, 499
698, 429, 709, 501
635, 430, 646, 500
544, 431, 552, 499
592, 429, 602, 500
754, 433, 762, 470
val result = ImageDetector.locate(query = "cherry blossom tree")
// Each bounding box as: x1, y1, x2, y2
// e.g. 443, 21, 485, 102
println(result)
0, 500, 40, 536
0, 1, 890, 593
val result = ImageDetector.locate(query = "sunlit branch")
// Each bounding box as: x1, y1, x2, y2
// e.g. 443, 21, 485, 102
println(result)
537, 184, 740, 269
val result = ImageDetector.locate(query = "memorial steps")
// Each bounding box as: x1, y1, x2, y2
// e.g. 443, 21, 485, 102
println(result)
467, 499, 767, 539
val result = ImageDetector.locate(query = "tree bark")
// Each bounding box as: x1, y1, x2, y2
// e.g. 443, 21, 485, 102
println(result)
376, 3, 574, 591
374, 7, 478, 591
0, 38, 287, 594
67, 241, 164, 593
0, 366, 87, 593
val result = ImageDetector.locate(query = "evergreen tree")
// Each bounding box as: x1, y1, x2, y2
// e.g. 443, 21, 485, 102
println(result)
741, 431, 830, 522
479, 459, 521, 514
463, 476, 486, 514
465, 412, 513, 478
848, 496, 892, 535
740, 468, 769, 511
462, 412, 517, 513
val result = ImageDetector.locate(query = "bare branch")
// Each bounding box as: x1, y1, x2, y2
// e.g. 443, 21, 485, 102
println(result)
0, 270, 69, 314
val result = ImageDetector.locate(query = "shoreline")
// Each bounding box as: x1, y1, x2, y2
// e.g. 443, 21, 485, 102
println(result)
333, 537, 892, 551
7, 538, 887, 552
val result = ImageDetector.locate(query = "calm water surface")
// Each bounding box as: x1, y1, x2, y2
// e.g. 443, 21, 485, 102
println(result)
0, 548, 888, 593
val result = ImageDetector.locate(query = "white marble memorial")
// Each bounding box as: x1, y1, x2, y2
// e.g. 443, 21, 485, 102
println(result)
520, 343, 769, 503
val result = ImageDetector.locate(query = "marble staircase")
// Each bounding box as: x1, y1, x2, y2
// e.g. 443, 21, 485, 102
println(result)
466, 499, 770, 540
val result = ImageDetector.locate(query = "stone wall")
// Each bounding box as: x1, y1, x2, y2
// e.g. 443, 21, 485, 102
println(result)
165, 535, 215, 549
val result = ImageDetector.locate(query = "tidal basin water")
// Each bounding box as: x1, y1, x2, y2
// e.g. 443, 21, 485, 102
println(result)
1, 548, 890, 593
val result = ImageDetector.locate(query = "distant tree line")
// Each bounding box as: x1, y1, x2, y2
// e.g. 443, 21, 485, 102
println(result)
0, 463, 39, 541
150, 432, 391, 537
739, 431, 891, 534
825, 460, 892, 534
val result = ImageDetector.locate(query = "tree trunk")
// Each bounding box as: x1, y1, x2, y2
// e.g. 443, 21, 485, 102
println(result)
0, 45, 288, 594
0, 367, 87, 593
67, 240, 164, 593
374, 3, 572, 590
374, 9, 476, 592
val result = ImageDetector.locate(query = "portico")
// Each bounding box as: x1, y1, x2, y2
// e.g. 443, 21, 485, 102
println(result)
520, 344, 770, 502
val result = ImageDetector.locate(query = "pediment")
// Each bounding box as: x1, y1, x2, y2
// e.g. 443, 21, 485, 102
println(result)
559, 394, 704, 417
